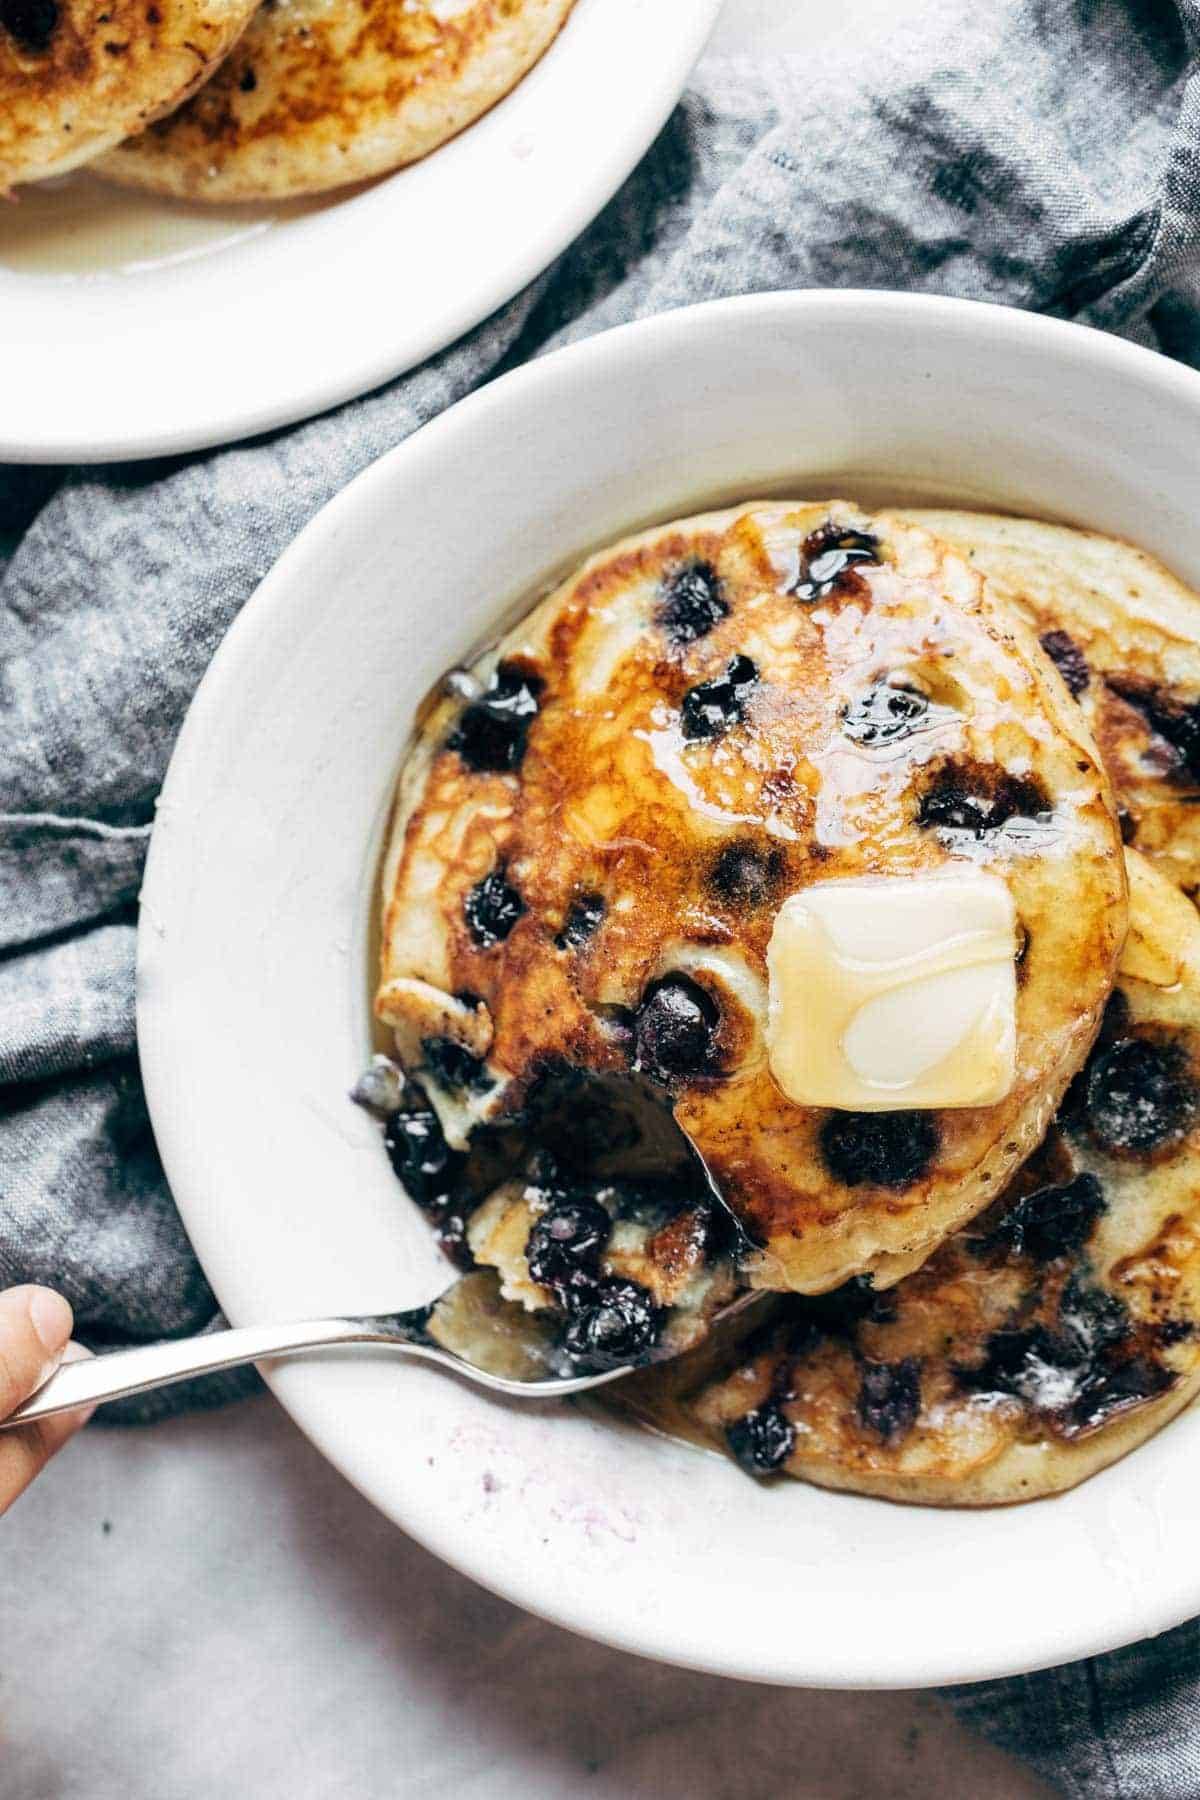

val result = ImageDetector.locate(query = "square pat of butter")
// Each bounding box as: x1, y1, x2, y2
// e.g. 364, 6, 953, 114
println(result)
766, 869, 1018, 1112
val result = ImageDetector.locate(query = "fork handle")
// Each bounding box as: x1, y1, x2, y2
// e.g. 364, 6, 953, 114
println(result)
1, 1316, 381, 1428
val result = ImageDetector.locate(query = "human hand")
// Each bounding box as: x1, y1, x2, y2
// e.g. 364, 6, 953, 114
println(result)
0, 1286, 93, 1517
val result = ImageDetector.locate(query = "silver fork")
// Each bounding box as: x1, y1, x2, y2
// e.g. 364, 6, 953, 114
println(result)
1, 1272, 759, 1428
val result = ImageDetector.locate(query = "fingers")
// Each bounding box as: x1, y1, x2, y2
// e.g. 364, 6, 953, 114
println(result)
0, 1287, 93, 1519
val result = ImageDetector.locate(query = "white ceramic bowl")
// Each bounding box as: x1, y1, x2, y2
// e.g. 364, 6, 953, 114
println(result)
139, 291, 1200, 1687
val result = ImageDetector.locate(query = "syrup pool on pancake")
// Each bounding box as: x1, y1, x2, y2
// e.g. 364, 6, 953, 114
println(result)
368, 501, 1126, 1320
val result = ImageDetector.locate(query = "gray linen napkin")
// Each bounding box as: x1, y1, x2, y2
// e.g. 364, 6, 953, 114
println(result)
2, 0, 1199, 1787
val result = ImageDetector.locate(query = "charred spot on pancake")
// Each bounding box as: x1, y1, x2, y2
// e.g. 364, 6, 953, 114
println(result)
421, 1035, 492, 1094
382, 1094, 466, 1209
819, 1110, 938, 1189
708, 840, 783, 908
1082, 1030, 1199, 1159
1039, 629, 1090, 698
560, 1276, 663, 1371
464, 867, 524, 949
726, 1399, 795, 1475
555, 892, 605, 952
841, 682, 930, 746
680, 654, 759, 742
526, 1192, 612, 1305
792, 525, 880, 602
857, 1358, 921, 1442
790, 1275, 897, 1345
0, 0, 58, 50
970, 1172, 1106, 1264
633, 976, 722, 1083
656, 560, 729, 646
447, 661, 543, 773
917, 759, 1051, 836
1107, 675, 1200, 783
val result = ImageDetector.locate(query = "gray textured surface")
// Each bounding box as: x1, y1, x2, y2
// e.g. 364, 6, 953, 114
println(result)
3, 0, 1200, 1793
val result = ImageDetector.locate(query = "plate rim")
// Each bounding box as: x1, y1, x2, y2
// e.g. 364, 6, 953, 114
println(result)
139, 289, 1200, 1687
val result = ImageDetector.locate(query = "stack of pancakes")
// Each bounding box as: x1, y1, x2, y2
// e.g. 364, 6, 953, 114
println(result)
1, 0, 574, 196
375, 499, 1200, 1506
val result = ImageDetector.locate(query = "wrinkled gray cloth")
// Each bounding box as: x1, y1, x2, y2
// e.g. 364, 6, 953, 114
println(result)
3, 0, 1200, 1789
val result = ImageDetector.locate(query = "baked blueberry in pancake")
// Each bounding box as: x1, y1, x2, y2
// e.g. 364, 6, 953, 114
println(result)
376, 502, 1127, 1296
0, 0, 258, 189
690, 852, 1200, 1504
894, 511, 1200, 903
99, 0, 576, 201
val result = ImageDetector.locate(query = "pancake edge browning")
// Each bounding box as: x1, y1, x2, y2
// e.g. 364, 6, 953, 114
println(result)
0, 0, 257, 189
98, 0, 577, 201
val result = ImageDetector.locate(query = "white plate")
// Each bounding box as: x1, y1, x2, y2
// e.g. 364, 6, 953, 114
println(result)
138, 292, 1200, 1688
0, 0, 720, 464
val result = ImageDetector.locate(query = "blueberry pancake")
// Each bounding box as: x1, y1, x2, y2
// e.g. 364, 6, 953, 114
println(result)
99, 0, 575, 201
375, 502, 1127, 1296
0, 0, 258, 189
894, 511, 1200, 902
690, 850, 1200, 1504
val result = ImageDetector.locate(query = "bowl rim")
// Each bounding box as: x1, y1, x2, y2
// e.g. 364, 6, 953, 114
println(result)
139, 288, 1200, 1688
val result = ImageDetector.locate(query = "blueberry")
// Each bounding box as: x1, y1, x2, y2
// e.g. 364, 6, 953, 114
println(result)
971, 1172, 1106, 1263
819, 1111, 938, 1189
708, 841, 781, 907
1107, 677, 1200, 782
464, 868, 524, 948
434, 1210, 477, 1272
383, 1104, 465, 1209
842, 683, 930, 746
680, 655, 758, 742
561, 1277, 662, 1370
448, 662, 543, 773
792, 526, 880, 602
657, 561, 729, 646
917, 763, 1050, 835
726, 1400, 795, 1475
633, 976, 720, 1083
421, 1036, 492, 1093
555, 892, 605, 951
1039, 629, 1090, 698
526, 1195, 612, 1302
1084, 1034, 1198, 1158
1067, 1357, 1174, 1433
0, 0, 58, 49
857, 1358, 921, 1441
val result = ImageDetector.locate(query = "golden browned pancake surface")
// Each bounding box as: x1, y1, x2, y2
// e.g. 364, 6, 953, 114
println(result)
98, 0, 575, 201
895, 511, 1200, 902
376, 502, 1128, 1296
690, 852, 1200, 1504
0, 0, 256, 188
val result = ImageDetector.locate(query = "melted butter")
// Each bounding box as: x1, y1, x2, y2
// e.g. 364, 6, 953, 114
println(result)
0, 173, 329, 279
766, 869, 1017, 1110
